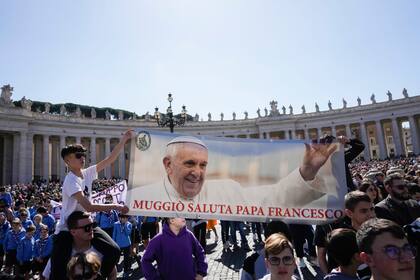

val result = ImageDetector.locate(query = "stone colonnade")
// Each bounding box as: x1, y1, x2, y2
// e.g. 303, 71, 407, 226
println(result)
0, 132, 129, 184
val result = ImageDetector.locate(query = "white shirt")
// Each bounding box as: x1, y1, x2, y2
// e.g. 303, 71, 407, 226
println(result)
55, 165, 97, 233
42, 246, 103, 279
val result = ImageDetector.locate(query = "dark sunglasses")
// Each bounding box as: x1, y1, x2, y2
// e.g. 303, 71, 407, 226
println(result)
381, 244, 417, 261
72, 271, 94, 280
393, 184, 407, 191
267, 255, 294, 266
74, 222, 96, 232
75, 152, 87, 159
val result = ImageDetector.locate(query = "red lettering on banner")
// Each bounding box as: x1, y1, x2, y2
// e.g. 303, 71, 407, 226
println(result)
266, 206, 343, 220
302, 208, 310, 218
132, 201, 343, 221
225, 205, 233, 214
236, 205, 265, 216
133, 200, 143, 209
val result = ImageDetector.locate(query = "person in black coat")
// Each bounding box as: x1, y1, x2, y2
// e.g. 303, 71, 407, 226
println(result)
375, 173, 420, 226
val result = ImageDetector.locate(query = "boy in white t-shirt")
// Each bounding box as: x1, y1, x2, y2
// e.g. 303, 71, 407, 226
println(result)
50, 129, 132, 280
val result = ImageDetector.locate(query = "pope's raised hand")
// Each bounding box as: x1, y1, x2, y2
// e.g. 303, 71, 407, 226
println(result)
299, 142, 337, 181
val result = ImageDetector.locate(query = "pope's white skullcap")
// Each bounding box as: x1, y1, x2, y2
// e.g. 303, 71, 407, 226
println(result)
166, 136, 207, 149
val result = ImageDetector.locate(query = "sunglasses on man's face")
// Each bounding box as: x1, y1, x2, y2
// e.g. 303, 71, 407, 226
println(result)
74, 222, 96, 232
75, 152, 87, 159
267, 255, 295, 266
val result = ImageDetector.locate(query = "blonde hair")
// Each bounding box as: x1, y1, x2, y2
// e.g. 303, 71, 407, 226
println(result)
33, 214, 43, 222
264, 233, 294, 258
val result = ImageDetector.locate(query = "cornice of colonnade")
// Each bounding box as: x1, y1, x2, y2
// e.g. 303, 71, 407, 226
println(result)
255, 95, 420, 128
0, 94, 419, 136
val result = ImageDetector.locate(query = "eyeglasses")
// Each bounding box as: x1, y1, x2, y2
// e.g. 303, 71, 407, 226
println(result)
381, 244, 417, 261
74, 222, 96, 232
72, 272, 94, 280
75, 152, 87, 159
267, 255, 295, 266
393, 184, 407, 191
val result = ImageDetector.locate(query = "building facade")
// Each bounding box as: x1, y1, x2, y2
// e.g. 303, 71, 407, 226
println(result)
0, 86, 419, 185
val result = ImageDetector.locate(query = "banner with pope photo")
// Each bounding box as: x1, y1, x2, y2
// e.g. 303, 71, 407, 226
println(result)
126, 129, 347, 224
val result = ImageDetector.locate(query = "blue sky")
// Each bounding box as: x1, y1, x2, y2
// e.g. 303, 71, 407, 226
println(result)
1, 1, 419, 120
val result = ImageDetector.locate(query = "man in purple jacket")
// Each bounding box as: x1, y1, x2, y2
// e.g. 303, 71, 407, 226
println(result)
141, 217, 207, 280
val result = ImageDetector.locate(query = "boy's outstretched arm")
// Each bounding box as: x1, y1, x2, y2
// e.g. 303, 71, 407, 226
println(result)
96, 129, 134, 173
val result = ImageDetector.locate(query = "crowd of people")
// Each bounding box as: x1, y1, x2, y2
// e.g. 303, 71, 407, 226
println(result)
0, 132, 419, 280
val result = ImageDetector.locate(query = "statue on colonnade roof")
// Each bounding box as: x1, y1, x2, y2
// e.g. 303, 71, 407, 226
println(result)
0, 84, 14, 106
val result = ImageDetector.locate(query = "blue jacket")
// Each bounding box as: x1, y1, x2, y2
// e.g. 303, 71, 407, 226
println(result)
42, 214, 56, 233
34, 236, 53, 259
0, 193, 12, 207
96, 211, 118, 229
34, 224, 42, 240
21, 219, 34, 231
112, 221, 132, 248
129, 216, 142, 230
29, 207, 37, 220
143, 217, 158, 223
17, 236, 35, 262
0, 221, 11, 244
4, 228, 26, 251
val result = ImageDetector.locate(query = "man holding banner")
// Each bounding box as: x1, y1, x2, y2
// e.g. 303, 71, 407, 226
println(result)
128, 132, 347, 224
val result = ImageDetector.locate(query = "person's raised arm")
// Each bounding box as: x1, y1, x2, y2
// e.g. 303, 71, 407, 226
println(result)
72, 192, 128, 214
96, 129, 134, 174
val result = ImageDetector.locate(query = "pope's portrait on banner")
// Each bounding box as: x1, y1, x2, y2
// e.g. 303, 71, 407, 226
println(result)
128, 135, 342, 211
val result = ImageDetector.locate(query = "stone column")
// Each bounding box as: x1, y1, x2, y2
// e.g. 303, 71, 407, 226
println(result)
90, 137, 96, 165
50, 139, 59, 181
119, 149, 126, 179
60, 135, 66, 181
43, 135, 50, 182
25, 133, 33, 183
2, 135, 13, 185
317, 128, 322, 139
12, 133, 19, 184
284, 130, 290, 140
375, 120, 387, 159
391, 118, 403, 157
76, 136, 81, 144
104, 137, 111, 178
345, 125, 352, 138
409, 116, 420, 155
305, 129, 311, 141
359, 122, 371, 160
18, 132, 27, 183
331, 126, 336, 137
